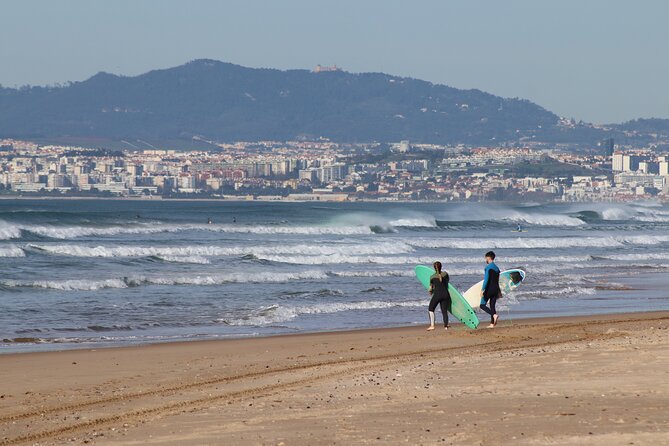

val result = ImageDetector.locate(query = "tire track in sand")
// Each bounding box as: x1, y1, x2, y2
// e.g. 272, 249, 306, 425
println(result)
2, 316, 656, 446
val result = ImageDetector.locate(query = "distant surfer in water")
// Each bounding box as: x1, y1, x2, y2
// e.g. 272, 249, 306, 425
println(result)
427, 261, 451, 331
516, 224, 522, 232
480, 251, 501, 328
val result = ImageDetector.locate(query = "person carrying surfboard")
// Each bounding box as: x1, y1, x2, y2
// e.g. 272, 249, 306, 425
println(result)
480, 251, 501, 328
427, 261, 451, 331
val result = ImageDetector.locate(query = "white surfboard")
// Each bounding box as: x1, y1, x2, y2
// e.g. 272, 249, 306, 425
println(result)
463, 269, 526, 310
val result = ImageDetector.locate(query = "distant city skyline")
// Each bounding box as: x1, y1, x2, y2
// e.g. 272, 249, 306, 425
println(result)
2, 0, 668, 123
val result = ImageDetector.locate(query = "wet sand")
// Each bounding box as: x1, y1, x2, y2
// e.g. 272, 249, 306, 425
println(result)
1, 311, 668, 445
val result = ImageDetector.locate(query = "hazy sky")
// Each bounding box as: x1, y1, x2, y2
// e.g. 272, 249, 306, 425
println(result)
2, 0, 668, 123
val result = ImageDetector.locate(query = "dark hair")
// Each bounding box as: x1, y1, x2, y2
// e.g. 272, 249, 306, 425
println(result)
433, 261, 443, 282
485, 251, 496, 260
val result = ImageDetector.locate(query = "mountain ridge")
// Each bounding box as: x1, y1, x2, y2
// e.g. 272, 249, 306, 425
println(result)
0, 59, 666, 147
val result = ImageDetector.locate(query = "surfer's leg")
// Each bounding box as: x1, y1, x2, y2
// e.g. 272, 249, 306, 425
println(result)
439, 298, 449, 327
427, 311, 436, 330
480, 296, 496, 327
491, 296, 499, 325
480, 297, 493, 318
427, 296, 438, 330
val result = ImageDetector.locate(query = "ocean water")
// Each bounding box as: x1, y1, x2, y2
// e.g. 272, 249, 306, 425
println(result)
2, 199, 669, 352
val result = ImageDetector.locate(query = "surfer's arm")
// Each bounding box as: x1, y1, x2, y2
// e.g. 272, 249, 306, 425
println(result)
481, 266, 490, 291
480, 266, 490, 297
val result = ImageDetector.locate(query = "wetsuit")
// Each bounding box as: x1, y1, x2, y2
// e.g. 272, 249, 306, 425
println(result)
428, 272, 451, 326
480, 262, 501, 323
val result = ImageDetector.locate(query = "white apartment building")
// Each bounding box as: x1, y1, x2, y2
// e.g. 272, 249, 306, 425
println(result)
660, 161, 669, 176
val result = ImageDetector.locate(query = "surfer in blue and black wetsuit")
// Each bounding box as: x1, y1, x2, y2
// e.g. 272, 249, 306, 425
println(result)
480, 251, 501, 328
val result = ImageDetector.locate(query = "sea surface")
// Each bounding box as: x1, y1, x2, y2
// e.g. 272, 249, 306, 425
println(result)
2, 199, 669, 353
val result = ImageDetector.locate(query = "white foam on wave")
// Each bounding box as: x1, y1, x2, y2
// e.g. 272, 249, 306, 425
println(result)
135, 270, 328, 286
21, 224, 171, 239
437, 208, 584, 227
0, 245, 25, 257
155, 255, 211, 264
513, 286, 597, 300
387, 217, 437, 228
205, 225, 373, 235
2, 278, 129, 291
572, 203, 669, 222
408, 235, 669, 250
222, 299, 426, 326
0, 221, 23, 240
254, 253, 591, 265
256, 254, 429, 265
330, 270, 415, 278
633, 214, 669, 223
600, 208, 629, 220
331, 211, 437, 230
624, 206, 669, 222
504, 211, 584, 227
20, 223, 373, 239
28, 241, 414, 258
620, 235, 669, 245
2, 270, 328, 291
601, 252, 668, 261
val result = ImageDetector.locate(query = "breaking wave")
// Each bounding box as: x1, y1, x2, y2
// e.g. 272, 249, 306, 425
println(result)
512, 286, 597, 300
221, 299, 426, 326
436, 208, 585, 227
253, 253, 590, 265
600, 208, 629, 220
153, 255, 211, 264
571, 204, 669, 223
388, 217, 438, 228
408, 235, 669, 250
3, 222, 375, 240
329, 270, 415, 278
0, 245, 25, 257
600, 252, 669, 261
0, 222, 22, 240
1, 270, 328, 291
330, 212, 438, 233
28, 241, 414, 258
1, 278, 129, 291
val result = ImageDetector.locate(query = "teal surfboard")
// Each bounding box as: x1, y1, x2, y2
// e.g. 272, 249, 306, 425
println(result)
463, 269, 526, 310
414, 265, 480, 329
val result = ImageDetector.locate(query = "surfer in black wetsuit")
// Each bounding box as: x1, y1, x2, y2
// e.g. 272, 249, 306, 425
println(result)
427, 261, 451, 331
480, 251, 501, 328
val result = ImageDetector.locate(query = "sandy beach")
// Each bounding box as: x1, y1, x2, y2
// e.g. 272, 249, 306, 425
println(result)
1, 312, 668, 445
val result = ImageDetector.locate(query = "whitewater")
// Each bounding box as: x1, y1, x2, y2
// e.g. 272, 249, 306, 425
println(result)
2, 199, 669, 352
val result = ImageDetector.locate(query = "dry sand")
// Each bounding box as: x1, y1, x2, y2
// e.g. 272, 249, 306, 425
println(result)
1, 312, 668, 445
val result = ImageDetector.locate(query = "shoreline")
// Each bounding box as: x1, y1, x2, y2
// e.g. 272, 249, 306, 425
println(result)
0, 194, 658, 204
1, 311, 668, 444
0, 195, 466, 203
4, 309, 669, 356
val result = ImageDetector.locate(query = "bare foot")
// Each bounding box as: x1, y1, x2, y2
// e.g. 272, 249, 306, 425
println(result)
493, 314, 499, 326
487, 323, 495, 329
426, 326, 435, 331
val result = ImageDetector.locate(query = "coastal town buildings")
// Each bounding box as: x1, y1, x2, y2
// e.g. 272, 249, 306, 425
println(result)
1, 138, 669, 202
